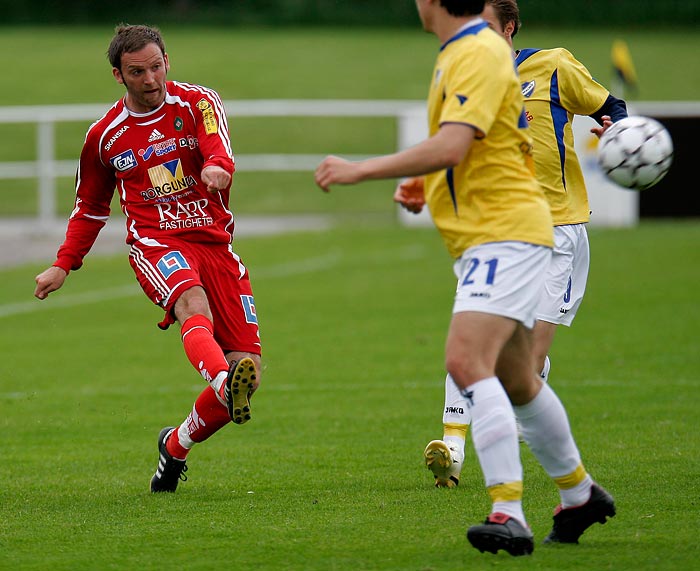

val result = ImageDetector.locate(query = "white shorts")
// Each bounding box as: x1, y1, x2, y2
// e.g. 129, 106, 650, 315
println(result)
536, 224, 590, 326
453, 241, 552, 329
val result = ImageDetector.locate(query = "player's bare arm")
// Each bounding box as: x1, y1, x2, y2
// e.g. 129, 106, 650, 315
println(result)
34, 266, 68, 300
201, 164, 232, 193
315, 123, 475, 192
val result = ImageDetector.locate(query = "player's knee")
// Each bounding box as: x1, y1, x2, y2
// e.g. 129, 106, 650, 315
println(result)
227, 352, 262, 382
445, 356, 468, 389
174, 286, 212, 322
500, 374, 541, 406
446, 352, 495, 388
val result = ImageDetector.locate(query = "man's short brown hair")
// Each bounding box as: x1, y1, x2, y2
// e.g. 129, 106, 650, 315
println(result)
486, 0, 521, 38
107, 24, 166, 71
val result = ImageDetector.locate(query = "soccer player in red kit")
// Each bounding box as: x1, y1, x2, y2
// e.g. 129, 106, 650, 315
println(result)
34, 24, 261, 493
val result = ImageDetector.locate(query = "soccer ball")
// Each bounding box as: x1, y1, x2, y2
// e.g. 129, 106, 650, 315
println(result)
597, 116, 674, 191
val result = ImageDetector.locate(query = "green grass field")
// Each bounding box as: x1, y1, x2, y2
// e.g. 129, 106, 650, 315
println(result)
1, 221, 699, 570
1, 24, 699, 570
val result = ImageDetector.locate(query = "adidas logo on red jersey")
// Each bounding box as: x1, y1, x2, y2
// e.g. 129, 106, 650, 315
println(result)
148, 129, 165, 142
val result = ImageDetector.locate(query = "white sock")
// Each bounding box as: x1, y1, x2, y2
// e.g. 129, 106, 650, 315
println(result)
492, 501, 526, 527
465, 377, 524, 522
210, 370, 228, 405
513, 382, 592, 507
540, 355, 551, 383
443, 373, 472, 425
443, 435, 465, 463
176, 423, 195, 450
442, 374, 469, 462
560, 475, 595, 508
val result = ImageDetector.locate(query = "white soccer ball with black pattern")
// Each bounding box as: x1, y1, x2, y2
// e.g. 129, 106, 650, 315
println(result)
597, 115, 674, 191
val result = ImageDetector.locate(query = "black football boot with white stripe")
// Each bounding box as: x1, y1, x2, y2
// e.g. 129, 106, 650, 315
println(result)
150, 427, 188, 493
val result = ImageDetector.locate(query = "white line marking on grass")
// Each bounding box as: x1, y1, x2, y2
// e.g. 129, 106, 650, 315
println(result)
0, 252, 343, 320
254, 252, 342, 278
0, 284, 141, 319
1, 245, 432, 320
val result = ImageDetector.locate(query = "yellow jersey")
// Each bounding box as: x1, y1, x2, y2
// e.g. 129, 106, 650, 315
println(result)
515, 48, 610, 225
425, 19, 553, 260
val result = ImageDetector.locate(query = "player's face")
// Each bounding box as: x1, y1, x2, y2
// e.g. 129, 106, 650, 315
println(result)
113, 43, 169, 113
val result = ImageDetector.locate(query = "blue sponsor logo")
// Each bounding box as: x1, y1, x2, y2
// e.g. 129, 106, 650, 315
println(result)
156, 251, 190, 279
110, 149, 137, 172
139, 138, 177, 162
240, 295, 258, 324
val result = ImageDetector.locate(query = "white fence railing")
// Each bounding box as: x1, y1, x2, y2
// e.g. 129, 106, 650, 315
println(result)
2, 100, 698, 228
0, 100, 428, 226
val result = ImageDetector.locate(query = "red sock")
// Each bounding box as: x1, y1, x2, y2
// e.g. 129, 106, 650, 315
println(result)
187, 387, 231, 443
165, 428, 189, 460
166, 387, 231, 459
181, 315, 229, 384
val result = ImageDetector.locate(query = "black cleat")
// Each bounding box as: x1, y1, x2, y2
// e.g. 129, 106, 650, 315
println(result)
150, 427, 188, 493
467, 513, 534, 556
224, 357, 256, 424
543, 484, 616, 544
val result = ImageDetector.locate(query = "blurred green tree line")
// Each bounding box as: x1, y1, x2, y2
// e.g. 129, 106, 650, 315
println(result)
1, 0, 698, 27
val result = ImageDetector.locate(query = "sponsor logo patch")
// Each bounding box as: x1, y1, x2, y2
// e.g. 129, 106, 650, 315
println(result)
521, 80, 536, 98
141, 159, 196, 200
110, 149, 137, 172
155, 198, 213, 230
138, 138, 177, 161
197, 98, 218, 135
104, 126, 129, 151
156, 251, 190, 279
240, 295, 258, 324
179, 135, 199, 150
148, 129, 165, 142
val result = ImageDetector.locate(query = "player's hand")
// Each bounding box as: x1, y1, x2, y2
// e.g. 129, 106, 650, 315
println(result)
591, 115, 613, 138
34, 266, 68, 300
202, 165, 232, 193
393, 177, 426, 214
314, 156, 363, 192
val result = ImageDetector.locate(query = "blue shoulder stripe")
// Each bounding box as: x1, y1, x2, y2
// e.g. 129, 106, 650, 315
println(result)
515, 48, 542, 66
440, 21, 490, 52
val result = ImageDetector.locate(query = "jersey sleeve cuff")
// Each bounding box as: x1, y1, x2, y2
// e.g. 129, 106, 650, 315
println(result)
53, 258, 79, 275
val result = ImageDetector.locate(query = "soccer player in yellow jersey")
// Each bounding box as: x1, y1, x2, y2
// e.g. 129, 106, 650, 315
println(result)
485, 0, 627, 376
315, 0, 614, 557
416, 0, 621, 546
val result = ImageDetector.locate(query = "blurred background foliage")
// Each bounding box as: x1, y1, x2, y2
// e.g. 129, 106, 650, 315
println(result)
0, 0, 698, 27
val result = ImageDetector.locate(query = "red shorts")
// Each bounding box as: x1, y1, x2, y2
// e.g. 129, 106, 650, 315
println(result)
128, 237, 261, 355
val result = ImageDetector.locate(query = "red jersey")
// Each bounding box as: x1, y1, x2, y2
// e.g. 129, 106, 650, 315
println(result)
55, 81, 236, 273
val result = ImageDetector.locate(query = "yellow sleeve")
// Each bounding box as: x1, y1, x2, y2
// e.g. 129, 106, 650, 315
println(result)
439, 46, 508, 136
557, 48, 610, 116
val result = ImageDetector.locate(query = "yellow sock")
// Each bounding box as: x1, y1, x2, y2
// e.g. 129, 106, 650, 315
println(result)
443, 422, 469, 440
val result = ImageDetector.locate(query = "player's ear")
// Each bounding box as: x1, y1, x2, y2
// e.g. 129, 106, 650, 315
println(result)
505, 20, 516, 40
113, 67, 124, 85
164, 53, 170, 74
